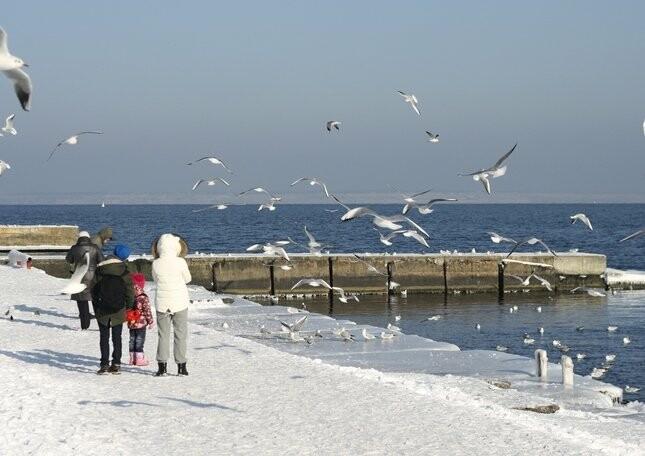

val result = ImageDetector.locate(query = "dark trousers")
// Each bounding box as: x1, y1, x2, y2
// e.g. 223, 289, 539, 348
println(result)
129, 328, 147, 353
76, 300, 91, 330
98, 321, 123, 366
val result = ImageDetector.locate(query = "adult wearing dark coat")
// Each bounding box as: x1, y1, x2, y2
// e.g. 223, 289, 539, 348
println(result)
65, 231, 104, 330
92, 245, 135, 374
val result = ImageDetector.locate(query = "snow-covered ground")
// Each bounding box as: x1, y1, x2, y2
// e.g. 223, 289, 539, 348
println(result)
1, 265, 644, 455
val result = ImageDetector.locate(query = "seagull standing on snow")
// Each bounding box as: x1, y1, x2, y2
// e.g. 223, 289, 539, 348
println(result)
185, 156, 233, 173
326, 120, 341, 132
459, 144, 517, 194
0, 28, 31, 111
570, 213, 593, 230
1, 114, 16, 135
0, 159, 10, 176
47, 132, 103, 161
397, 90, 420, 115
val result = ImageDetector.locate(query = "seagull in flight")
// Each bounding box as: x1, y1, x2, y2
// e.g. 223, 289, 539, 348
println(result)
571, 287, 606, 297
425, 131, 439, 143
506, 237, 557, 258
459, 143, 517, 194
291, 177, 330, 198
186, 156, 232, 173
397, 90, 420, 115
404, 198, 457, 215
390, 185, 433, 214
47, 132, 103, 161
191, 177, 230, 191
1, 114, 16, 135
351, 254, 388, 277
570, 213, 593, 231
279, 315, 308, 334
326, 120, 341, 132
0, 159, 10, 176
332, 195, 429, 237
192, 203, 231, 212
290, 278, 358, 303
247, 241, 291, 261
487, 232, 518, 245
239, 187, 281, 200
375, 228, 429, 248
0, 28, 31, 111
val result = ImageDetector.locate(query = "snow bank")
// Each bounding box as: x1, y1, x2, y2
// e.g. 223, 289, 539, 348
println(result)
1, 266, 644, 455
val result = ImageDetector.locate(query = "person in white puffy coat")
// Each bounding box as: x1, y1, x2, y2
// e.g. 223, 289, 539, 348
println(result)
152, 233, 191, 376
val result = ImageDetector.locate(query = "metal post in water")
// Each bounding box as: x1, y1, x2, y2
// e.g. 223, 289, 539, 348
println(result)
386, 262, 394, 296
535, 349, 548, 379
561, 355, 574, 387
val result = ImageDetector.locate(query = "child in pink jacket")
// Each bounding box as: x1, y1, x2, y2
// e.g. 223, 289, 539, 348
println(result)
127, 273, 154, 366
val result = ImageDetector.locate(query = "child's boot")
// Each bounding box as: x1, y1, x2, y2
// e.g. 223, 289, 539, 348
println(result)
135, 352, 149, 366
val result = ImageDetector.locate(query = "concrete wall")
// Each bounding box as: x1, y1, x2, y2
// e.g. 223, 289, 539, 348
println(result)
22, 252, 607, 296
0, 225, 79, 249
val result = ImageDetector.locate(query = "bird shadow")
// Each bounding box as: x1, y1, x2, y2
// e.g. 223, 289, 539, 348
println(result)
193, 343, 252, 355
14, 304, 78, 320
78, 399, 158, 408
158, 396, 242, 412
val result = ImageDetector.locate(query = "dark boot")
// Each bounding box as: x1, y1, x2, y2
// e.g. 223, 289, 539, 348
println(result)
108, 363, 121, 375
97, 364, 109, 375
155, 362, 168, 377
178, 363, 188, 376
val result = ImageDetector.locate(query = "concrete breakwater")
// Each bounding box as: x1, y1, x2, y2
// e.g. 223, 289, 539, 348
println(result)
29, 252, 606, 296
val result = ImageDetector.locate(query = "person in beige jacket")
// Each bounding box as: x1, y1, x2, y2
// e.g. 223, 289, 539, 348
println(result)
152, 233, 191, 376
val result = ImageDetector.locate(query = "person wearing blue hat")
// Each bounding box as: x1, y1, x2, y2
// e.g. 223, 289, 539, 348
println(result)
91, 244, 135, 375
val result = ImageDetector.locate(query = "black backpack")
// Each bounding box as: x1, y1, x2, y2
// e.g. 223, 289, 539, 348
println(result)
92, 272, 128, 314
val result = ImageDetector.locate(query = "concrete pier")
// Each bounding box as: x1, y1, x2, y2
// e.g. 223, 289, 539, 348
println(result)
21, 252, 607, 296
0, 225, 79, 251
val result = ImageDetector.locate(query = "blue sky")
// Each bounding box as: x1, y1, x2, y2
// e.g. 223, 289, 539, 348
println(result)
1, 1, 644, 203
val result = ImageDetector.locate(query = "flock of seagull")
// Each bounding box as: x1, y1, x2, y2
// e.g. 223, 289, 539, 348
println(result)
0, 25, 641, 392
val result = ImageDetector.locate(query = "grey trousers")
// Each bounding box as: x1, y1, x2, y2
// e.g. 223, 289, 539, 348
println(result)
156, 309, 188, 363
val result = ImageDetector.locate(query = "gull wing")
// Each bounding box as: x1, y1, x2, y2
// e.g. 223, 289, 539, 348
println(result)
60, 253, 89, 295
424, 198, 457, 206
491, 143, 517, 169
403, 230, 430, 247
304, 226, 317, 244
0, 27, 8, 55
619, 229, 645, 242
480, 175, 491, 194
290, 177, 309, 186
385, 215, 429, 237
191, 179, 204, 191
410, 188, 433, 199
5, 68, 32, 111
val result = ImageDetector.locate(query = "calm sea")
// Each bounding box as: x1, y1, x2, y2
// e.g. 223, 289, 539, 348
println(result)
1, 203, 644, 401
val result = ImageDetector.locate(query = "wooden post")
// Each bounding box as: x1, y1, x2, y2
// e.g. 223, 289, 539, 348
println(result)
211, 262, 219, 293
561, 355, 574, 387
442, 260, 448, 295
497, 262, 505, 301
327, 256, 334, 304
386, 262, 394, 296
535, 349, 548, 379
269, 261, 275, 297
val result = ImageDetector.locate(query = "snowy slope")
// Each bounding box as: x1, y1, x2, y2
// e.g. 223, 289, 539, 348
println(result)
1, 265, 644, 455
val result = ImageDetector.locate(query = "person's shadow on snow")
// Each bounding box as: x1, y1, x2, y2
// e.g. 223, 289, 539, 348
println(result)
0, 349, 148, 376
158, 396, 242, 412
14, 305, 78, 320
8, 317, 75, 331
